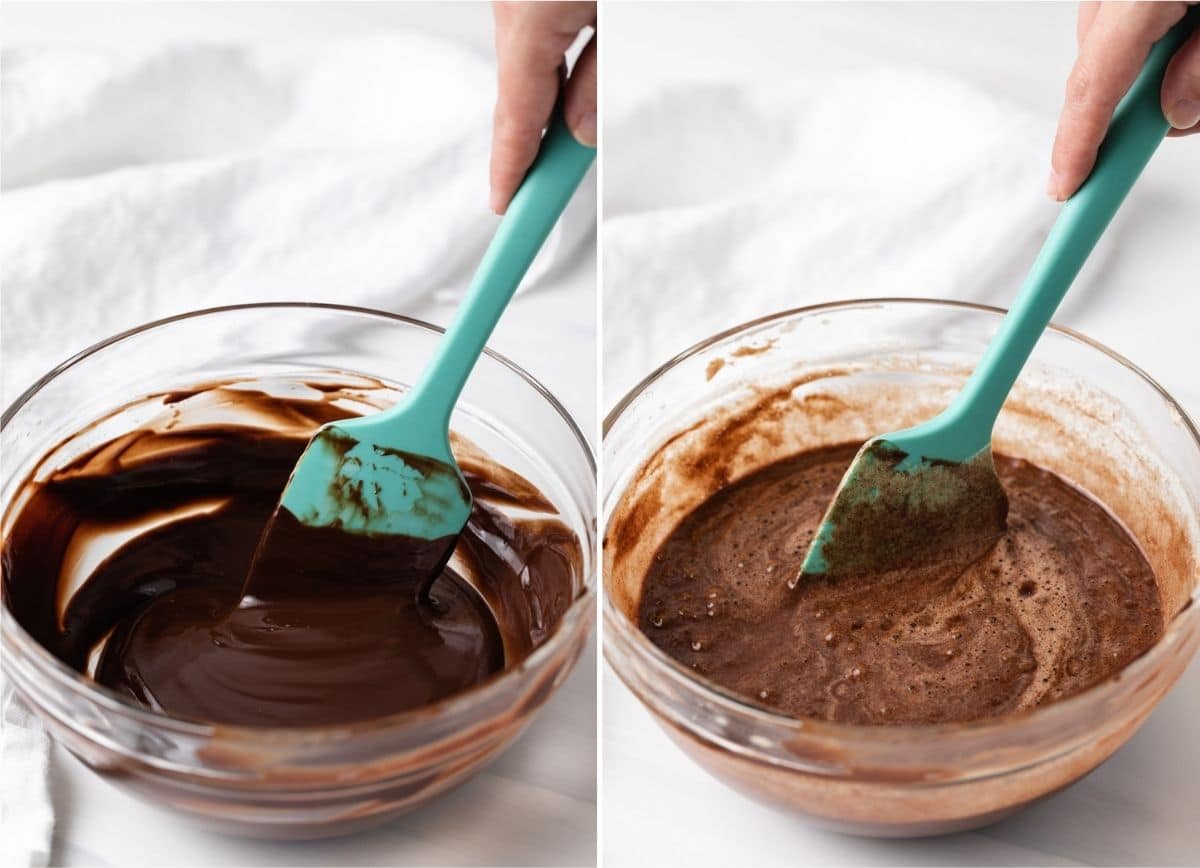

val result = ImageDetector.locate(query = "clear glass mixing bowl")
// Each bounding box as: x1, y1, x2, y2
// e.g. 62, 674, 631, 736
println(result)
603, 299, 1200, 836
2, 303, 596, 839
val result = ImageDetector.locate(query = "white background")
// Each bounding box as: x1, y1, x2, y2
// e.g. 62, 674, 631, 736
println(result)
603, 3, 1199, 867
1, 3, 596, 866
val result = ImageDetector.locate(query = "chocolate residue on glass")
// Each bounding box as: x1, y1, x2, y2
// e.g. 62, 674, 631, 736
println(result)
637, 443, 1164, 725
1, 381, 582, 727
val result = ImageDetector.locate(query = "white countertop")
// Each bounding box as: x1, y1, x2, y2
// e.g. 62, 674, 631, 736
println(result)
2, 3, 597, 866
602, 3, 1199, 866
51, 642, 596, 868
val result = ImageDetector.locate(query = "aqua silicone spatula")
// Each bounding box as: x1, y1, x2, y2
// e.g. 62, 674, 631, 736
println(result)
795, 9, 1198, 585
245, 108, 595, 596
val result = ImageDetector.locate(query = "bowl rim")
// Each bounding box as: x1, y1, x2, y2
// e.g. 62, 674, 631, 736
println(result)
2, 301, 597, 742
602, 296, 1200, 746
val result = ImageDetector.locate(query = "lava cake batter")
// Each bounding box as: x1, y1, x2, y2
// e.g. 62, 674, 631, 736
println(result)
2, 380, 581, 727
637, 443, 1163, 725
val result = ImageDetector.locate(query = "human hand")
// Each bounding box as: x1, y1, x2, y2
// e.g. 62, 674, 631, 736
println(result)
1048, 1, 1199, 201
490, 1, 597, 214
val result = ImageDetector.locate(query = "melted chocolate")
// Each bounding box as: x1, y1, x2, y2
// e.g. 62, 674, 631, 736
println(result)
638, 443, 1164, 725
2, 382, 581, 727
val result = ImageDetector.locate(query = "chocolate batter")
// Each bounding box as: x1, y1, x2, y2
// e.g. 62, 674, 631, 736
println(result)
638, 443, 1164, 725
2, 381, 581, 727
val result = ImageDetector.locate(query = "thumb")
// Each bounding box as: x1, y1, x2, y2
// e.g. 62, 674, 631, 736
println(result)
1163, 25, 1200, 134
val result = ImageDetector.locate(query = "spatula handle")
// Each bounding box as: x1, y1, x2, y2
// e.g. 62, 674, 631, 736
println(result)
403, 106, 596, 430
945, 7, 1199, 445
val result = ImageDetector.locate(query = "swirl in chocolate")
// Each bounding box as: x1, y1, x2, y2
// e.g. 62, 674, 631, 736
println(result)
2, 380, 582, 727
638, 444, 1163, 725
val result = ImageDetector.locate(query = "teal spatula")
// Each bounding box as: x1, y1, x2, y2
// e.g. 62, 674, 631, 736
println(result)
252, 108, 594, 589
796, 9, 1198, 584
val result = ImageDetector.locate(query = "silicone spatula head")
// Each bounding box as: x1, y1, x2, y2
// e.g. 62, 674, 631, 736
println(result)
242, 107, 595, 598
792, 436, 1008, 586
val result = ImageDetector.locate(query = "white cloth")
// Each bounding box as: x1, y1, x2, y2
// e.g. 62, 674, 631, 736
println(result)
1, 691, 52, 868
1, 34, 595, 406
602, 67, 1120, 406
0, 33, 595, 868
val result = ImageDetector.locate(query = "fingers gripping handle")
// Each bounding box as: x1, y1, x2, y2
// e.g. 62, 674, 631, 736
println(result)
945, 7, 1199, 444
399, 109, 596, 437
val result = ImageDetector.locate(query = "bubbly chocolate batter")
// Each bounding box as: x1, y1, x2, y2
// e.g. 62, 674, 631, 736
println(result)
638, 443, 1164, 725
2, 381, 581, 727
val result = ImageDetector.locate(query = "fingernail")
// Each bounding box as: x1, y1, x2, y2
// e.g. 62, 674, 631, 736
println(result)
1045, 169, 1062, 201
489, 189, 506, 215
570, 112, 597, 147
1165, 98, 1200, 131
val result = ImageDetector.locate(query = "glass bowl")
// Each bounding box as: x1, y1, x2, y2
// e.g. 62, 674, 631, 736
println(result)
1, 303, 596, 839
603, 299, 1200, 837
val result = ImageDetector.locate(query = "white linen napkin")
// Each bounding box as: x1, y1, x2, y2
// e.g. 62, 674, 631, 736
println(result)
0, 33, 596, 407
601, 66, 1121, 406
0, 32, 595, 868
1, 690, 53, 868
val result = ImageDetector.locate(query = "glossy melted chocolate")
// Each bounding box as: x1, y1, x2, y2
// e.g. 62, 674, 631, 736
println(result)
638, 443, 1164, 725
2, 381, 581, 727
